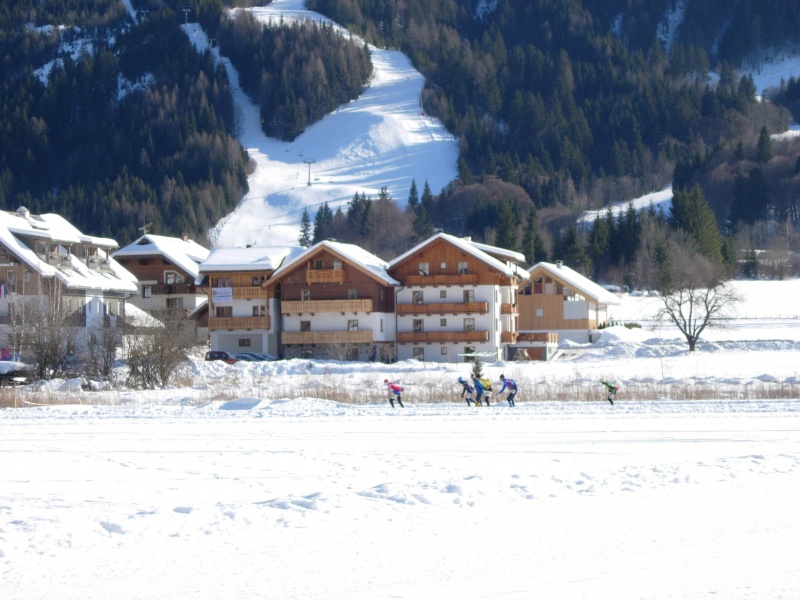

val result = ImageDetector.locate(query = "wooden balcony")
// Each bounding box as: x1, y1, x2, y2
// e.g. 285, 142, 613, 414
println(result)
281, 299, 373, 314
501, 331, 518, 343
404, 273, 479, 285
306, 269, 346, 284
282, 330, 373, 344
518, 332, 559, 343
208, 316, 270, 331
501, 303, 518, 314
397, 330, 489, 343
397, 301, 488, 315
232, 286, 269, 300
151, 283, 195, 295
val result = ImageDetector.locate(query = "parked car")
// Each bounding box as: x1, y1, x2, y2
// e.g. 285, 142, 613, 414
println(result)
234, 353, 260, 362
204, 351, 238, 364
0, 361, 33, 386
236, 352, 277, 362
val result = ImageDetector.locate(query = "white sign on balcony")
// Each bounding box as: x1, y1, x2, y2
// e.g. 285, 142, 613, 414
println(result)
212, 287, 233, 303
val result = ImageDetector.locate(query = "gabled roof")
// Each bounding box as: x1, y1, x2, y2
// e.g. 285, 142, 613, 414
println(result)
0, 208, 137, 293
113, 234, 210, 280
198, 245, 296, 282
388, 232, 529, 280
269, 240, 399, 286
529, 262, 621, 305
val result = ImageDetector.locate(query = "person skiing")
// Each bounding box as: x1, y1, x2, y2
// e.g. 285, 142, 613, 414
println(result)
601, 380, 618, 405
471, 374, 487, 406
383, 379, 404, 407
498, 374, 518, 407
457, 376, 477, 406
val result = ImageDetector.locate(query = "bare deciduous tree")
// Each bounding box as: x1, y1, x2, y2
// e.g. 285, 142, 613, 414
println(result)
654, 249, 742, 351
124, 307, 196, 388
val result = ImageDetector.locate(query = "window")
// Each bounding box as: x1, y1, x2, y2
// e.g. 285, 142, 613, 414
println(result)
418, 262, 429, 276
380, 318, 384, 333
347, 289, 357, 299
458, 261, 468, 274
464, 318, 475, 332
238, 339, 251, 347
215, 306, 233, 318
536, 308, 544, 317
300, 321, 311, 332
440, 262, 447, 270
314, 259, 324, 270
166, 297, 183, 310
413, 319, 424, 333
348, 320, 359, 331
346, 347, 358, 361
463, 290, 474, 303
533, 276, 543, 294
440, 318, 447, 327
164, 271, 184, 285
333, 259, 342, 270
252, 305, 265, 317
412, 347, 425, 361
301, 289, 311, 301
214, 276, 233, 287
252, 276, 260, 286
412, 291, 423, 304
439, 290, 446, 298
23, 270, 30, 283
463, 347, 475, 362
440, 346, 448, 355
143, 286, 152, 298
300, 349, 314, 359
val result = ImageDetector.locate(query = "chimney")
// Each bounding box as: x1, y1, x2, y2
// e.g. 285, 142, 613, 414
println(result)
181, 232, 189, 242
555, 260, 563, 269
16, 206, 30, 218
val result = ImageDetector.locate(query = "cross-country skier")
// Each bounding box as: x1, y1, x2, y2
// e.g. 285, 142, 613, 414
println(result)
457, 376, 477, 406
498, 374, 518, 406
384, 379, 404, 407
471, 374, 487, 406
601, 380, 618, 405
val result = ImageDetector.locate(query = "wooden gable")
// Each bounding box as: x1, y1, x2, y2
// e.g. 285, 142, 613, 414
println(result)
388, 238, 508, 286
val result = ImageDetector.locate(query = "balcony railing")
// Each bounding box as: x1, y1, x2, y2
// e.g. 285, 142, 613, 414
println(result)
151, 283, 195, 295
397, 330, 489, 343
404, 273, 478, 285
517, 332, 559, 343
282, 330, 373, 344
501, 303, 518, 314
281, 299, 373, 314
396, 301, 488, 315
232, 286, 269, 300
306, 269, 346, 284
208, 316, 270, 331
501, 331, 518, 343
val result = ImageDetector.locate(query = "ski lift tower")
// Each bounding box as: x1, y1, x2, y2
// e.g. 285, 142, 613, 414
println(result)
303, 159, 316, 186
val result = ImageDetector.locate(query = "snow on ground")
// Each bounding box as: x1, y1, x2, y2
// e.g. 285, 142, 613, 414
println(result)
578, 185, 673, 227
2, 281, 800, 600
185, 0, 458, 248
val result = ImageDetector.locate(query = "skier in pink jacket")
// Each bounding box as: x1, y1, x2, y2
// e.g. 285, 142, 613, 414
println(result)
384, 379, 404, 407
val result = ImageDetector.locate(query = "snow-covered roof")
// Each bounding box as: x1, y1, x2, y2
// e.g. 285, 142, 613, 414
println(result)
388, 233, 528, 280
270, 240, 400, 286
113, 234, 210, 280
530, 262, 621, 305
199, 245, 296, 279
467, 239, 526, 263
0, 208, 137, 293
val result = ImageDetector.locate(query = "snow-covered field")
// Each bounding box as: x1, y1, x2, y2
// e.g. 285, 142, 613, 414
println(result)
2, 280, 800, 599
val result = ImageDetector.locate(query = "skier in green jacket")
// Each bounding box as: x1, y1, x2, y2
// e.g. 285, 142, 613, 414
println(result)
601, 380, 618, 405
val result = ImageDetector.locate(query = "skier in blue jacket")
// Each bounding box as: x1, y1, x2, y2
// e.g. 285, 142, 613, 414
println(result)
457, 376, 477, 406
498, 374, 518, 406
471, 374, 487, 406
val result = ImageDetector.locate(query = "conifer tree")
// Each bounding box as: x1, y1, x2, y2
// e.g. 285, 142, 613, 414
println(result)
494, 199, 518, 252
313, 202, 334, 243
521, 205, 547, 265
756, 126, 772, 164
407, 180, 419, 213
671, 185, 723, 263
298, 208, 312, 247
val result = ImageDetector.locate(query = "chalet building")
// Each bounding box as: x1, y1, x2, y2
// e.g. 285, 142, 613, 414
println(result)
387, 233, 529, 363
0, 206, 137, 349
112, 234, 210, 333
266, 241, 398, 361
517, 261, 621, 348
198, 246, 292, 357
